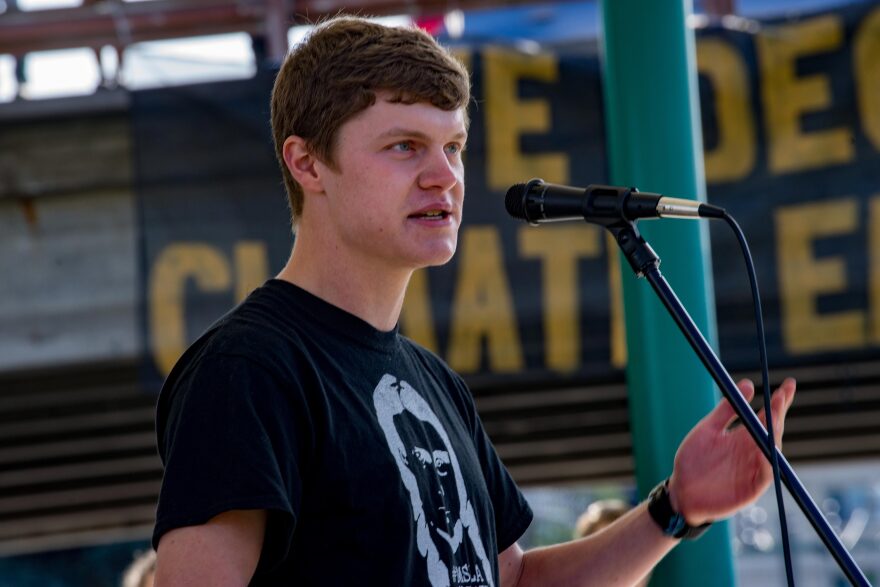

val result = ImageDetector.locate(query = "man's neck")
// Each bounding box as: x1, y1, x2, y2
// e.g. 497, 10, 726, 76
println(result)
276, 234, 412, 332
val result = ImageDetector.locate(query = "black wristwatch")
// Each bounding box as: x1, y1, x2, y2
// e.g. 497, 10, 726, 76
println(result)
647, 479, 712, 540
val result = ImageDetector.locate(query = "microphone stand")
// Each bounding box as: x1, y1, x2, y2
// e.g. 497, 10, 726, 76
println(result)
608, 220, 871, 587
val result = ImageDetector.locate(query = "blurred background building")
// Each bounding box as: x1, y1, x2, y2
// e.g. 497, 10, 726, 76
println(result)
1, 0, 879, 584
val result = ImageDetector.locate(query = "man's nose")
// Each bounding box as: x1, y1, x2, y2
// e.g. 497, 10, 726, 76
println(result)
419, 148, 460, 192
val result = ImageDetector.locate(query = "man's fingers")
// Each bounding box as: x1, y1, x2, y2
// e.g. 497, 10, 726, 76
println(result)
708, 379, 755, 430
757, 377, 796, 448
738, 379, 757, 402
772, 378, 796, 445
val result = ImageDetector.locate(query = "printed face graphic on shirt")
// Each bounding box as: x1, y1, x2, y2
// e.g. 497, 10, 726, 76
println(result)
398, 412, 462, 548
373, 374, 494, 587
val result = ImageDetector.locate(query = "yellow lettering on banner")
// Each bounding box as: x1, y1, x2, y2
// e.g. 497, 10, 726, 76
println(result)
483, 47, 569, 191
854, 7, 880, 152
606, 232, 627, 369
757, 15, 853, 174
233, 241, 269, 302
447, 227, 524, 373
519, 225, 601, 372
696, 37, 756, 182
775, 199, 864, 353
870, 196, 880, 342
150, 243, 231, 376
401, 269, 439, 354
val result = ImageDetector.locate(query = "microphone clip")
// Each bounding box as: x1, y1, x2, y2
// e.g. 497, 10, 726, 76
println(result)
607, 222, 661, 278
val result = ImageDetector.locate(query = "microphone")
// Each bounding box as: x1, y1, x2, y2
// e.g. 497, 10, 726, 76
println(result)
505, 178, 724, 226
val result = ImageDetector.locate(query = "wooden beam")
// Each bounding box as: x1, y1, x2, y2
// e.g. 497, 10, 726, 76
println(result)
0, 0, 269, 56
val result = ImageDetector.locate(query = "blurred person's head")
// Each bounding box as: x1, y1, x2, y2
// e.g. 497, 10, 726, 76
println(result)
573, 498, 630, 538
270, 15, 470, 226
121, 548, 156, 587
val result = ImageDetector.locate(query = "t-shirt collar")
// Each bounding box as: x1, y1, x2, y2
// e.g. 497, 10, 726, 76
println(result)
263, 279, 400, 352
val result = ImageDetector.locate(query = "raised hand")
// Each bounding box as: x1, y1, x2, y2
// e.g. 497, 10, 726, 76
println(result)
667, 378, 797, 526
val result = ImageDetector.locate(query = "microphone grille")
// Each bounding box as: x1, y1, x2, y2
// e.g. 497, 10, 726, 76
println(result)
505, 183, 528, 220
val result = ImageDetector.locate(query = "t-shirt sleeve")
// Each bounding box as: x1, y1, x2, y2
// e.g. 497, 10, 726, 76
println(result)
152, 351, 312, 570
474, 418, 533, 552
453, 377, 533, 553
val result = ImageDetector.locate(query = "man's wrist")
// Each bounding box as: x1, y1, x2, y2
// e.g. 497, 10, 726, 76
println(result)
647, 478, 712, 540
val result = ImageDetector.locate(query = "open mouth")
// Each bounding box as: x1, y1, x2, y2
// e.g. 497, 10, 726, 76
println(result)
410, 210, 449, 220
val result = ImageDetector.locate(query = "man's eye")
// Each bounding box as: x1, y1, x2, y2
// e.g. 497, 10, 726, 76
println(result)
392, 142, 413, 152
445, 143, 462, 155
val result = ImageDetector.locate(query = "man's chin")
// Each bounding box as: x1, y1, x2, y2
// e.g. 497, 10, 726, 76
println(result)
424, 256, 454, 268
407, 254, 454, 271
424, 245, 457, 268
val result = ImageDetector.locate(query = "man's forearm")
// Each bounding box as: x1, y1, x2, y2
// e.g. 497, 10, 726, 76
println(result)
516, 502, 677, 587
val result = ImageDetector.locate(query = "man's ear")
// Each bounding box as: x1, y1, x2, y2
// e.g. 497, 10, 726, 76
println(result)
283, 136, 324, 193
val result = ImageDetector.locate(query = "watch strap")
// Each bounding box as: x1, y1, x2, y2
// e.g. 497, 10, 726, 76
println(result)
647, 479, 711, 540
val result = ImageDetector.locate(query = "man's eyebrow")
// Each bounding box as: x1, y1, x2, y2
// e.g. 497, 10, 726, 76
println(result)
377, 127, 468, 142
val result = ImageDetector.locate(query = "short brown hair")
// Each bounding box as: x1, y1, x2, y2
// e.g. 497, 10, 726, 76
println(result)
270, 16, 471, 225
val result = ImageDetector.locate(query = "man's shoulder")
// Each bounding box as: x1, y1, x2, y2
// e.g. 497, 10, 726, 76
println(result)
209, 307, 304, 358
163, 293, 313, 393
203, 309, 298, 360
155, 299, 318, 441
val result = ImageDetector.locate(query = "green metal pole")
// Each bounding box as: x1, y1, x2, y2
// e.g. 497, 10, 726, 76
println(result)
598, 1, 736, 585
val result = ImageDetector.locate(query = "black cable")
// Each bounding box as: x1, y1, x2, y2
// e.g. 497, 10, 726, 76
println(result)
720, 210, 795, 587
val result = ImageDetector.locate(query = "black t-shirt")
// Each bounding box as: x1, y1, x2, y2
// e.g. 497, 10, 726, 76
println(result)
153, 279, 533, 586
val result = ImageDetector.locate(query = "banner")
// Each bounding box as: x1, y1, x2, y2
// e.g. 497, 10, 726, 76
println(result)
135, 2, 880, 388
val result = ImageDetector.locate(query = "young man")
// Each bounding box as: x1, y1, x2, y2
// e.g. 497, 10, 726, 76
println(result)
152, 16, 796, 586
